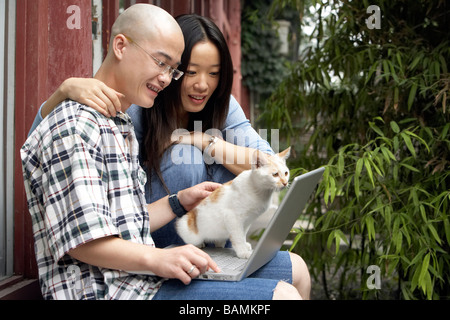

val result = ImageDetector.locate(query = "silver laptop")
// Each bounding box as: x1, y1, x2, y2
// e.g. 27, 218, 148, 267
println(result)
197, 167, 325, 281
128, 167, 324, 281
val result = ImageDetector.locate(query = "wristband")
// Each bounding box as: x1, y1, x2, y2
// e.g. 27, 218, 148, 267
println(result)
168, 194, 188, 217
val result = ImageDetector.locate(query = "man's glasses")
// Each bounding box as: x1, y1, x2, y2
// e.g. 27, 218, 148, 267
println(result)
124, 35, 184, 81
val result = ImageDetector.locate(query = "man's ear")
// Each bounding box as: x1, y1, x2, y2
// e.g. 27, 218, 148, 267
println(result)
112, 34, 128, 60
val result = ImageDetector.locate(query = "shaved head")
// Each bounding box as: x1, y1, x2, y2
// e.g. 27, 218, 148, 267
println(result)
109, 4, 182, 51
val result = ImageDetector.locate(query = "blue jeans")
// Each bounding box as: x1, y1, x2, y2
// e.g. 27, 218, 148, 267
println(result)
153, 251, 292, 300
147, 144, 236, 248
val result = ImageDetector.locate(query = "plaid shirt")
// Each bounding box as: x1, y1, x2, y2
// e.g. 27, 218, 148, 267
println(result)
21, 100, 164, 299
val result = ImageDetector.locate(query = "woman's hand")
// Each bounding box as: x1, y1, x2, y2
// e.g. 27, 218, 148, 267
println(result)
41, 77, 125, 118
170, 130, 259, 175
171, 131, 213, 150
60, 78, 124, 117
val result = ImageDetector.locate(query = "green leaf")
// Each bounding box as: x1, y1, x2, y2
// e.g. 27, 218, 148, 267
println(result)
441, 123, 450, 140
408, 248, 427, 270
393, 164, 399, 181
365, 215, 376, 242
418, 253, 430, 293
393, 136, 399, 152
369, 121, 385, 137
389, 60, 399, 83
400, 132, 416, 157
399, 162, 420, 173
368, 156, 384, 177
324, 180, 330, 206
420, 204, 427, 223
431, 60, 440, 79
384, 205, 392, 231
327, 229, 348, 255
381, 146, 397, 161
401, 226, 412, 246
329, 175, 336, 204
394, 230, 403, 254
366, 62, 378, 85
364, 158, 375, 187
409, 188, 419, 207
409, 54, 422, 71
390, 121, 400, 133
444, 216, 450, 246
404, 130, 430, 153
427, 223, 442, 245
425, 271, 433, 300
354, 158, 364, 198
338, 150, 345, 176
289, 232, 303, 251
408, 82, 418, 111
396, 52, 403, 69
327, 231, 335, 252
411, 264, 420, 292
383, 60, 390, 80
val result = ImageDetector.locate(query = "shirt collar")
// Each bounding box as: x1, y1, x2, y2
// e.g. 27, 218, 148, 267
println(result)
115, 111, 132, 123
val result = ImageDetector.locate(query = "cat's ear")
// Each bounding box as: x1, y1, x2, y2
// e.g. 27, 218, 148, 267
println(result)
251, 150, 268, 169
277, 147, 291, 160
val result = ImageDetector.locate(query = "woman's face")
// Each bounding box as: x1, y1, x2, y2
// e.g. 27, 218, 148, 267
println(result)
180, 41, 221, 113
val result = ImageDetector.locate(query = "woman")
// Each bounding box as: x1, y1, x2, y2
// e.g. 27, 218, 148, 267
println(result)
32, 15, 273, 248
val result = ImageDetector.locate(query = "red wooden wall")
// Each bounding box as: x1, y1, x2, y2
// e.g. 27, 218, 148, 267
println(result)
14, 0, 93, 279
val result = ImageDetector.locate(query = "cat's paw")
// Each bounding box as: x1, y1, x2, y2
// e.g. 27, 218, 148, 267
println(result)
245, 242, 252, 251
235, 249, 253, 259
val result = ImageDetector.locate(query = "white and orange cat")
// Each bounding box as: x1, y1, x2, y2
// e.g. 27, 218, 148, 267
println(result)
176, 147, 291, 259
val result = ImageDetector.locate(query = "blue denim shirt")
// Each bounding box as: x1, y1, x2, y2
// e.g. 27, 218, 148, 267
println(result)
128, 96, 273, 155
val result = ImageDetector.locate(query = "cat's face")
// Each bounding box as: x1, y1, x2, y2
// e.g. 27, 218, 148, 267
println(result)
252, 147, 291, 191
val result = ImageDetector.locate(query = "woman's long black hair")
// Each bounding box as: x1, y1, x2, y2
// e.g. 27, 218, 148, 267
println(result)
141, 14, 234, 194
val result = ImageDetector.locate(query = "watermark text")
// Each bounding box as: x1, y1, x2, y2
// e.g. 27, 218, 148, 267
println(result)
66, 5, 81, 30
366, 5, 381, 29
366, 265, 381, 290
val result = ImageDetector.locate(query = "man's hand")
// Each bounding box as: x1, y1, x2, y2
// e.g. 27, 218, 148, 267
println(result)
149, 244, 221, 285
68, 237, 220, 285
177, 181, 222, 212
147, 182, 221, 232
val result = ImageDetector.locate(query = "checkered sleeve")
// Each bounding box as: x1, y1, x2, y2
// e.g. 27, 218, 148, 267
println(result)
42, 133, 119, 263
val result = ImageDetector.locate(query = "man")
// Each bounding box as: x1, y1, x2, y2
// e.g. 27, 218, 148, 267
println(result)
22, 4, 220, 300
22, 4, 305, 300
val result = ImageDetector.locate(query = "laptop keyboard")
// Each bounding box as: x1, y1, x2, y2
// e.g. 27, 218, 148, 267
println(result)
210, 254, 248, 271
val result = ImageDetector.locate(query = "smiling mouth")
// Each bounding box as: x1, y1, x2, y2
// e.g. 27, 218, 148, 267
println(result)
189, 95, 207, 103
147, 83, 162, 94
